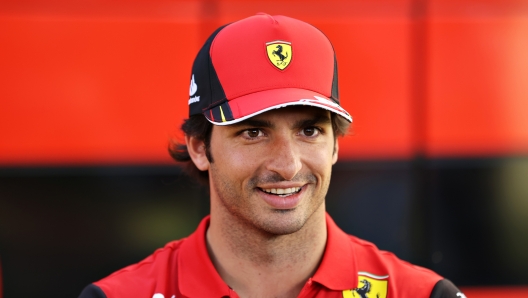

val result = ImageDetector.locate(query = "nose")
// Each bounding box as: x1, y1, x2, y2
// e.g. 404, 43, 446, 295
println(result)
265, 135, 303, 181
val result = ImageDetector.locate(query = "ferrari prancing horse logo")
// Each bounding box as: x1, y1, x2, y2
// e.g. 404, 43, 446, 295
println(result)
342, 272, 388, 298
266, 41, 292, 70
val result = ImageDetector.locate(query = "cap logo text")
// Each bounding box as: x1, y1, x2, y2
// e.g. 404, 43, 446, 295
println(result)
189, 74, 198, 96
266, 41, 292, 70
188, 74, 200, 105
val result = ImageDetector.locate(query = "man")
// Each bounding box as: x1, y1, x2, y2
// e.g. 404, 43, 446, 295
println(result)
80, 14, 465, 298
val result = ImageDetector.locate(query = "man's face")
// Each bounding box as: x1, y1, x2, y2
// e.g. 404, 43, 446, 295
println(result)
206, 106, 338, 235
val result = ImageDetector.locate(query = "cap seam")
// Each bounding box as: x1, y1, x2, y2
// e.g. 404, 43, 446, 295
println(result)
201, 97, 228, 112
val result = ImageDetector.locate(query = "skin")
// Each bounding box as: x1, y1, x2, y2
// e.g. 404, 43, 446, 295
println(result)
186, 106, 339, 298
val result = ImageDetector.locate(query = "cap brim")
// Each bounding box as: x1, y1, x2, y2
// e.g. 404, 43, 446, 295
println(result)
204, 88, 352, 125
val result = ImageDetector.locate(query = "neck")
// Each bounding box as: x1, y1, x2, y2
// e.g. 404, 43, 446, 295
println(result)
206, 206, 327, 298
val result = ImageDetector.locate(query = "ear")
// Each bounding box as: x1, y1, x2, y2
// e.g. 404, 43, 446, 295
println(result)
332, 140, 339, 165
185, 135, 210, 171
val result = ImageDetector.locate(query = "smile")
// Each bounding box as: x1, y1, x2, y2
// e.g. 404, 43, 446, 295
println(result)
260, 187, 302, 197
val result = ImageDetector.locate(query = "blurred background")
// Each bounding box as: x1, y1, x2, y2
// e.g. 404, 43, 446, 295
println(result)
1, 0, 528, 297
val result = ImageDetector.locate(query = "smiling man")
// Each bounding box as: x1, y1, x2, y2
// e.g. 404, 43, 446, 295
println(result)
79, 14, 465, 298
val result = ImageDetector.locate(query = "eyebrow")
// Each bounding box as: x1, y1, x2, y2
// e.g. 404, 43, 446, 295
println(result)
231, 119, 274, 129
292, 114, 331, 130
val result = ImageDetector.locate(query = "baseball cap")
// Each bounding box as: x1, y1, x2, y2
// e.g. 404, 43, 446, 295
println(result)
188, 13, 352, 125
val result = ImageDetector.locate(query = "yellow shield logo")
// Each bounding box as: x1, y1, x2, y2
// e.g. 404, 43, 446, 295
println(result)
342, 272, 388, 298
266, 41, 292, 70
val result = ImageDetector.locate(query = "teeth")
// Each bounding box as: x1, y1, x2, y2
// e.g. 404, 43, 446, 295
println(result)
262, 187, 301, 196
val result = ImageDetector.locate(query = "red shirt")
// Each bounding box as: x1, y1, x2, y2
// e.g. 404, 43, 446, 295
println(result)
84, 214, 443, 298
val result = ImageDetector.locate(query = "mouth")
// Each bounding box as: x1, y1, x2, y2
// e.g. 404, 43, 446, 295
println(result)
259, 187, 302, 197
257, 185, 305, 209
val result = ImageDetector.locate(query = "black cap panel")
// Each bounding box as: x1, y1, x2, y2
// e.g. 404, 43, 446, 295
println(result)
188, 25, 228, 117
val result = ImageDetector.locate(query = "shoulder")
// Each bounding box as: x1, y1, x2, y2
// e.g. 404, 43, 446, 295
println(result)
430, 279, 467, 298
78, 284, 107, 298
80, 239, 185, 298
346, 235, 447, 297
348, 235, 440, 280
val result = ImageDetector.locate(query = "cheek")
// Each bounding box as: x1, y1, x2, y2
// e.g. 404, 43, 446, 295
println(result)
298, 147, 333, 204
212, 144, 259, 180
300, 143, 335, 173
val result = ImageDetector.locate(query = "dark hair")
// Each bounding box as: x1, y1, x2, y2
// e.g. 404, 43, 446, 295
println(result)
169, 113, 351, 185
168, 115, 213, 185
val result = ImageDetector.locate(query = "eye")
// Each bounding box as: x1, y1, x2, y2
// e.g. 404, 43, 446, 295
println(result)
243, 128, 263, 139
301, 127, 320, 137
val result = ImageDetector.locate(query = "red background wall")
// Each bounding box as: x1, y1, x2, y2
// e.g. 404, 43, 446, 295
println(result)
2, 0, 527, 166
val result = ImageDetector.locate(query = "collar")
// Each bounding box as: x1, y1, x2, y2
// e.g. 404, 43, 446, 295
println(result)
178, 216, 232, 298
311, 213, 358, 290
178, 214, 358, 297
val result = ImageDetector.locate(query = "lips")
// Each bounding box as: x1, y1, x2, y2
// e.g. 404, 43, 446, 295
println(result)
258, 186, 304, 209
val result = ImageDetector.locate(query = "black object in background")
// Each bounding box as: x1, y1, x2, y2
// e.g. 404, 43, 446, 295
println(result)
1, 157, 527, 297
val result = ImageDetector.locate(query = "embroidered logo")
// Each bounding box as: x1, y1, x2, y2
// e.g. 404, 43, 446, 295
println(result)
188, 74, 200, 105
266, 41, 292, 70
189, 74, 197, 96
151, 294, 175, 298
342, 272, 388, 298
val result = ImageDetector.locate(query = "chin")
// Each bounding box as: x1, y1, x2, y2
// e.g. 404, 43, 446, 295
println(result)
256, 212, 307, 236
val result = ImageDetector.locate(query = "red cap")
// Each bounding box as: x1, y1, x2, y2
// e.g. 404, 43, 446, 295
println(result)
188, 13, 352, 124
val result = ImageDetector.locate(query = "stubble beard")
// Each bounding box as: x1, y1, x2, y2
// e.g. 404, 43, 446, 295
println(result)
210, 166, 328, 237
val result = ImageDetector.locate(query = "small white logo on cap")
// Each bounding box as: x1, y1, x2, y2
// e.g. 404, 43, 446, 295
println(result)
188, 74, 200, 105
189, 74, 198, 96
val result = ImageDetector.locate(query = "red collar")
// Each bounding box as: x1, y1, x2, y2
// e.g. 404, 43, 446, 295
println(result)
178, 213, 357, 297
312, 213, 358, 290
178, 216, 231, 297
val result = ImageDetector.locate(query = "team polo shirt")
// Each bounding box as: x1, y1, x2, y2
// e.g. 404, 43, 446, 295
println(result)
79, 214, 463, 298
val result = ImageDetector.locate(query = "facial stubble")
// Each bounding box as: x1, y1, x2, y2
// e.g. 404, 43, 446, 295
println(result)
210, 162, 329, 237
